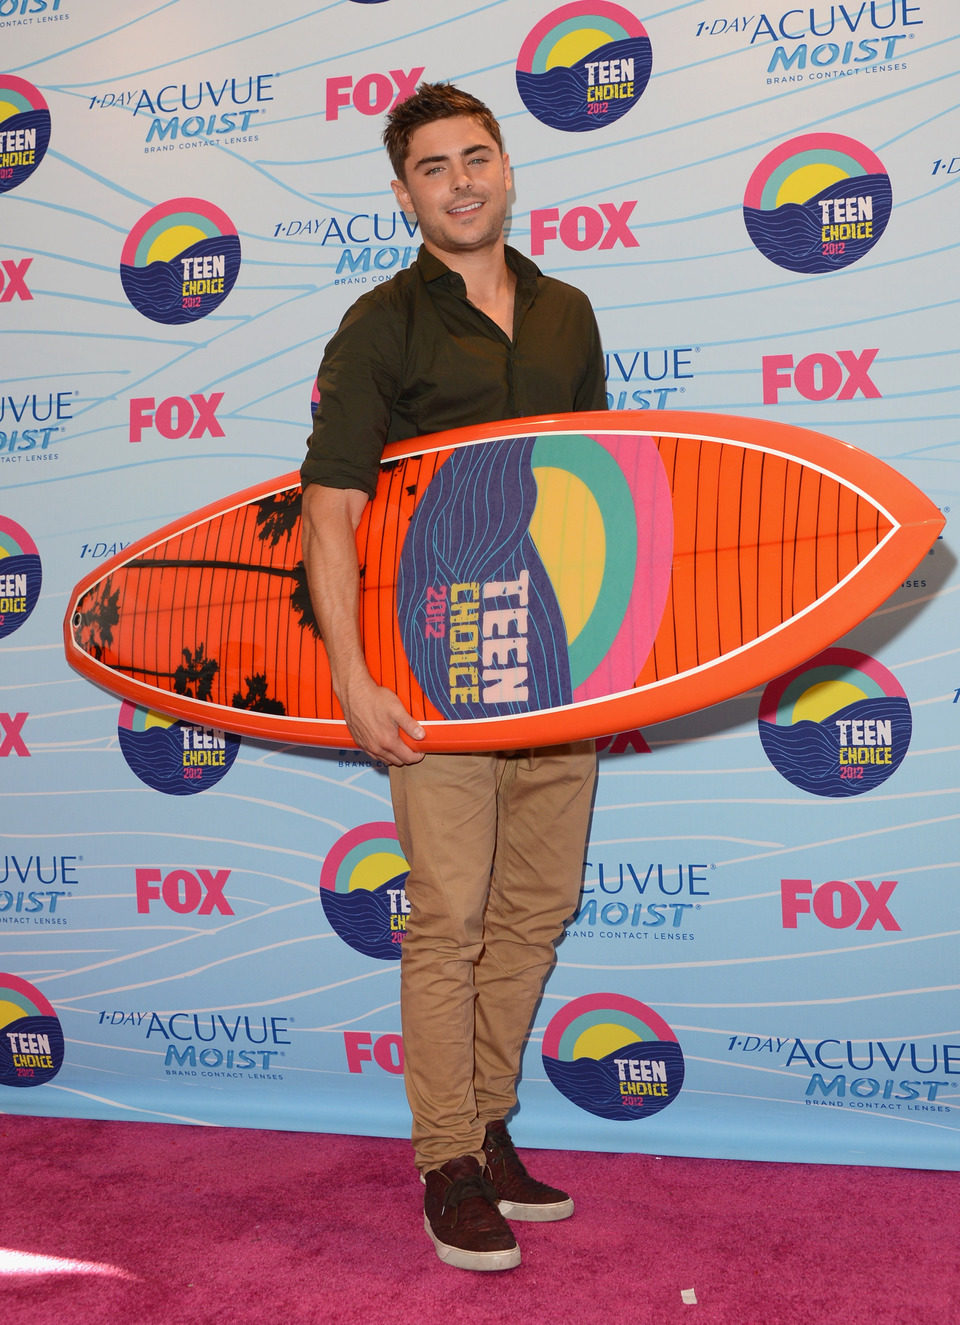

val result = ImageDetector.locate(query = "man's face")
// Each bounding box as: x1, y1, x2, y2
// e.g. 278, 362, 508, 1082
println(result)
391, 115, 511, 259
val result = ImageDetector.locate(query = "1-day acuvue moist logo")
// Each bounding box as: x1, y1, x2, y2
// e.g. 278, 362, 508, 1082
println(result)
516, 2, 653, 133
0, 75, 50, 193
0, 972, 64, 1088
120, 197, 241, 324
758, 647, 911, 796
542, 992, 684, 1119
0, 515, 42, 638
743, 132, 891, 273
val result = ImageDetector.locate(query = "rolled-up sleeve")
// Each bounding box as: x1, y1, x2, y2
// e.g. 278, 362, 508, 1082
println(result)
300, 294, 404, 499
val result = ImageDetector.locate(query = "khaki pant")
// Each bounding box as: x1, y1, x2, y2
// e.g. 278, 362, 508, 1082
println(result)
389, 742, 597, 1172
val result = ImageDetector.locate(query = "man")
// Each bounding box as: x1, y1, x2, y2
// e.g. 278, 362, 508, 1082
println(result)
301, 83, 605, 1272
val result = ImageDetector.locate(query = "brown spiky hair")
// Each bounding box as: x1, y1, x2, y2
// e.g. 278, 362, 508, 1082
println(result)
382, 81, 504, 180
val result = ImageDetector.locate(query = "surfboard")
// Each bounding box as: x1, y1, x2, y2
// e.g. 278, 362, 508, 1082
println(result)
63, 410, 942, 752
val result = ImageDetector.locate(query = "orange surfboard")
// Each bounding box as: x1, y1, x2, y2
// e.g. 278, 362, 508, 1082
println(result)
63, 411, 942, 751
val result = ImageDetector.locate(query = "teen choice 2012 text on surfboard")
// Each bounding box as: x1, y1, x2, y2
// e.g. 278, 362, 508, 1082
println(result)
63, 411, 943, 752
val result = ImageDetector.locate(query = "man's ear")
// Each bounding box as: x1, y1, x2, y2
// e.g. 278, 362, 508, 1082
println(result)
502, 153, 512, 192
391, 177, 413, 213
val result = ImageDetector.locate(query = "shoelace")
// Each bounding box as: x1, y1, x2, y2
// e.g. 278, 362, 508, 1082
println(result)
441, 1172, 500, 1217
486, 1128, 529, 1176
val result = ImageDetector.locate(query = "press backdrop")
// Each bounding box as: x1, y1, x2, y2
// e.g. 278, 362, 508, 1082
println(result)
2, 0, 958, 1169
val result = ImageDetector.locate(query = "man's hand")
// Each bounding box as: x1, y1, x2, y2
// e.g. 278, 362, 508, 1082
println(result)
301, 483, 426, 766
340, 669, 425, 766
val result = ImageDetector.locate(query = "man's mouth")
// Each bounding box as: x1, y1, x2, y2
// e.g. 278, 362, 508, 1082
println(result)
448, 200, 484, 216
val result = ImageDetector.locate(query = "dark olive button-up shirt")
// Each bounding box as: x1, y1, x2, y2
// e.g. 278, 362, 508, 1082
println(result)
301, 244, 606, 497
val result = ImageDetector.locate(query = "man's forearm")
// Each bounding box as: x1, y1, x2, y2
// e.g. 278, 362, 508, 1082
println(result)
301, 482, 370, 697
301, 481, 424, 764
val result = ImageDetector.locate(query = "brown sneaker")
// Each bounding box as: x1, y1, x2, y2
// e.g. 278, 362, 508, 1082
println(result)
422, 1155, 521, 1271
482, 1120, 575, 1222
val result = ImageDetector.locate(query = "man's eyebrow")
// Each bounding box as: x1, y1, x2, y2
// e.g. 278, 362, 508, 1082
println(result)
411, 144, 492, 171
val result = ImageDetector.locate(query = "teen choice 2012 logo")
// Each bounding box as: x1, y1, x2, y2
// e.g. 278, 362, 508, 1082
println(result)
0, 973, 65, 1089
0, 516, 42, 640
120, 197, 241, 324
516, 2, 653, 133
117, 702, 239, 795
743, 133, 891, 275
542, 993, 684, 1120
758, 647, 910, 798
396, 431, 672, 723
319, 823, 410, 962
0, 75, 51, 194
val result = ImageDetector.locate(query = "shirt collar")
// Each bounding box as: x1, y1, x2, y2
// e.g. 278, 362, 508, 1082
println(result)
415, 244, 542, 294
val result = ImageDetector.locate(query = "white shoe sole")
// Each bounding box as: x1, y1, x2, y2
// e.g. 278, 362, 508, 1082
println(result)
424, 1215, 521, 1271
497, 1196, 574, 1222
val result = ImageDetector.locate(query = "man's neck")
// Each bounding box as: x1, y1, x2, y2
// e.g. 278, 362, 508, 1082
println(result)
424, 236, 516, 337
424, 235, 508, 299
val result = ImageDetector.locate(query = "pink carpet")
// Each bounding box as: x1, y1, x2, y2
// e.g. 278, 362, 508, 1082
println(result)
1, 1114, 956, 1324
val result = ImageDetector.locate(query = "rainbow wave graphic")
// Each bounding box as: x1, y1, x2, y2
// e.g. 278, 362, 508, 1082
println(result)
0, 515, 42, 639
542, 993, 684, 1121
743, 133, 891, 274
516, 2, 652, 133
319, 823, 410, 961
0, 75, 50, 193
396, 432, 672, 722
758, 647, 911, 797
120, 197, 241, 324
0, 973, 64, 1089
117, 702, 239, 796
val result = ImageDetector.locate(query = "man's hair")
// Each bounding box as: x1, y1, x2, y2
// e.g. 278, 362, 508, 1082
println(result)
382, 82, 503, 180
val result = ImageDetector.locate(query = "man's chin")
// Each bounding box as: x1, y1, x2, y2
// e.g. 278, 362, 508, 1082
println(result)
427, 227, 503, 256
451, 214, 507, 244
